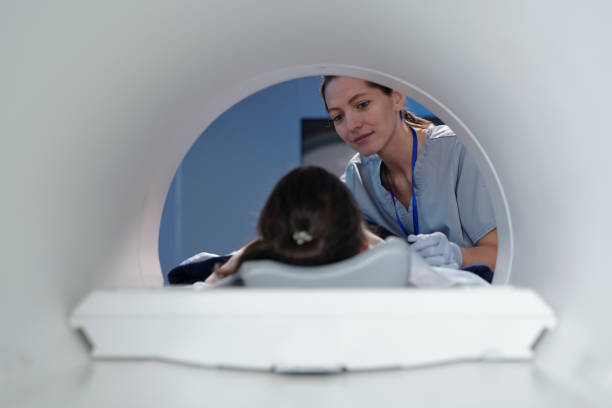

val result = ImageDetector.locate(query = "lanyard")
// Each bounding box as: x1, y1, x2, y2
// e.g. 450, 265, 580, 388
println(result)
387, 126, 419, 236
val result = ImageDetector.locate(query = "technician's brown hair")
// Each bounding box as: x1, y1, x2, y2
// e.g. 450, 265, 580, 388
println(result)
215, 166, 366, 277
320, 76, 432, 129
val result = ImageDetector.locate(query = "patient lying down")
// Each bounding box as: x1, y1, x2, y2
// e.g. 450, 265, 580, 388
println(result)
183, 166, 487, 288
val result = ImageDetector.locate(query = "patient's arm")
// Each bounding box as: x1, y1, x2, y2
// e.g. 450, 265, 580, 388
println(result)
364, 226, 384, 248
204, 237, 262, 283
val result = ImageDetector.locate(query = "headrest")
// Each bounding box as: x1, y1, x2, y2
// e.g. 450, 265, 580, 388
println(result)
240, 236, 412, 287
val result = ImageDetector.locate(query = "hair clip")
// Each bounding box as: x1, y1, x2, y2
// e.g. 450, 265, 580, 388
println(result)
292, 230, 313, 245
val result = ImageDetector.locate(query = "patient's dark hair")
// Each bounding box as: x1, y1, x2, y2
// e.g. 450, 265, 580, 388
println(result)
216, 166, 365, 276
320, 75, 432, 129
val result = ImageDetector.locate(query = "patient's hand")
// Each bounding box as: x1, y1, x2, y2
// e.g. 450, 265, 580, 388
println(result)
364, 227, 384, 248
204, 270, 224, 284
208, 252, 242, 281
204, 237, 262, 283
203, 252, 242, 284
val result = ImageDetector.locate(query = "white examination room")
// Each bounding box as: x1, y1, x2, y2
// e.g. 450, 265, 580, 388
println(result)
2, 1, 612, 407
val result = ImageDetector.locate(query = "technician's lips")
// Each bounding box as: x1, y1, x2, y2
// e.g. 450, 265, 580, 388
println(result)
353, 131, 374, 144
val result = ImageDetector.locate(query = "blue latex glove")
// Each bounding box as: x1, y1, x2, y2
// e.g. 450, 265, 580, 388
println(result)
407, 232, 463, 269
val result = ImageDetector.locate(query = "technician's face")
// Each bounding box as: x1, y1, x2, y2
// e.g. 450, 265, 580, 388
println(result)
324, 77, 402, 156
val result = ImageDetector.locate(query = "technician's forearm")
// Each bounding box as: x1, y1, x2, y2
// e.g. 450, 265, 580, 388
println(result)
460, 245, 497, 271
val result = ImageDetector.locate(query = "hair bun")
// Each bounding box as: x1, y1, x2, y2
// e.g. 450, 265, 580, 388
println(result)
292, 230, 313, 245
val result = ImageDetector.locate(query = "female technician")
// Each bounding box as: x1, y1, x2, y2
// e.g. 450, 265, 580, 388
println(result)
321, 76, 497, 271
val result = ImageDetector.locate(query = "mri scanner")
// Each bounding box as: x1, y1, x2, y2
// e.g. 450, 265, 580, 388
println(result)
2, 1, 612, 406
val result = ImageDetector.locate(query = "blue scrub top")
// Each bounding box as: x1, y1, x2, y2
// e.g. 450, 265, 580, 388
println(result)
341, 125, 496, 248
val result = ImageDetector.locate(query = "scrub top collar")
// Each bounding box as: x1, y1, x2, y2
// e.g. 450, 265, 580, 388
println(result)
369, 125, 437, 219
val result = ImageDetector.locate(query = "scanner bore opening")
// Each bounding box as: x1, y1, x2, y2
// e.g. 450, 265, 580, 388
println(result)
156, 68, 511, 286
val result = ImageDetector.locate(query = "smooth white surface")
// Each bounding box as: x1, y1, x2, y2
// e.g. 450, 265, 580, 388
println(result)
2, 1, 612, 406
71, 288, 555, 371
2, 360, 592, 408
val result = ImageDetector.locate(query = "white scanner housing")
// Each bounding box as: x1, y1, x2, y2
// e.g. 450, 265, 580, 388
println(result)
2, 1, 612, 407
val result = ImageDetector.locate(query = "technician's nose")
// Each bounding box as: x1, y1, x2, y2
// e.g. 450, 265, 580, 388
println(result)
346, 112, 362, 131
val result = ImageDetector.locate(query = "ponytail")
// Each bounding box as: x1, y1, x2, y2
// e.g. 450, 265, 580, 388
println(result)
400, 109, 432, 129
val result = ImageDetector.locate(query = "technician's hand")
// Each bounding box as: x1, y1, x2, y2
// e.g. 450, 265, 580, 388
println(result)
407, 232, 463, 269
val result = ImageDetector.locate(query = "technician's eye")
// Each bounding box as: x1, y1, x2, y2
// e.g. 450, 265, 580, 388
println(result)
332, 114, 344, 122
357, 101, 370, 109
